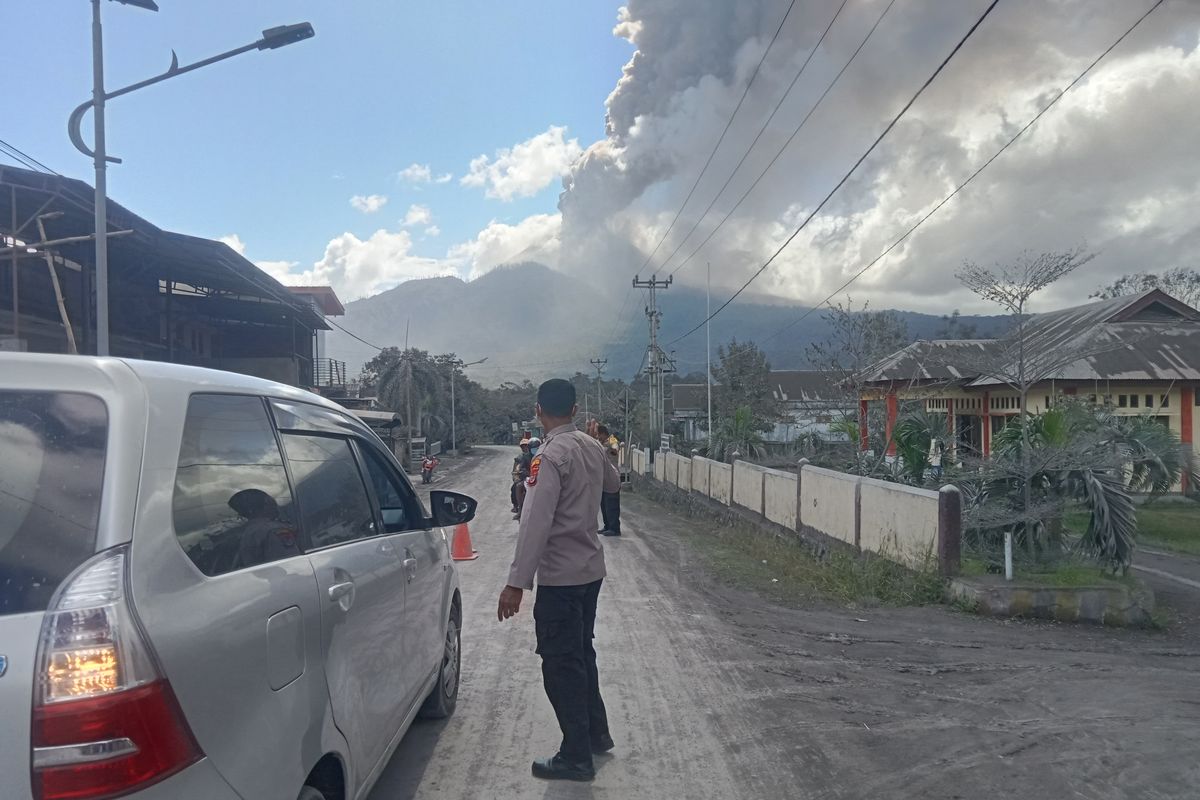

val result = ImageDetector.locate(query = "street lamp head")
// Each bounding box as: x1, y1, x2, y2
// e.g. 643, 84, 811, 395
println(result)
259, 22, 315, 50
111, 0, 159, 10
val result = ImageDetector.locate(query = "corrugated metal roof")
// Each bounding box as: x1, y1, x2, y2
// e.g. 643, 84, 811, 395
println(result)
862, 290, 1200, 386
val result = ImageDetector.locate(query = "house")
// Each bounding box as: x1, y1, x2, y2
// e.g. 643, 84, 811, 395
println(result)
767, 370, 853, 443
670, 370, 853, 443
0, 165, 327, 386
858, 289, 1199, 491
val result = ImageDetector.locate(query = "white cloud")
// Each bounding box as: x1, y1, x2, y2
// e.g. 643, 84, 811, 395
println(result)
403, 204, 433, 227
255, 260, 302, 284
548, 1, 1200, 313
218, 234, 246, 256
448, 213, 561, 280
424, 225, 441, 237
435, 173, 453, 184
350, 194, 388, 214
398, 163, 433, 183
461, 125, 584, 201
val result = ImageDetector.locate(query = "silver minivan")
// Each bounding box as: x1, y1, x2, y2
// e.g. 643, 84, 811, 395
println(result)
0, 354, 474, 800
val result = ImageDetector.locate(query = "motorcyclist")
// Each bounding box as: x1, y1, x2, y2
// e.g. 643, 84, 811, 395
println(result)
512, 437, 539, 520
421, 453, 439, 484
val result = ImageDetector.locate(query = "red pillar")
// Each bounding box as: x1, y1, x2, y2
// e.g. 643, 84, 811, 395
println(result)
982, 391, 991, 458
1182, 386, 1194, 493
859, 399, 869, 452
885, 391, 898, 457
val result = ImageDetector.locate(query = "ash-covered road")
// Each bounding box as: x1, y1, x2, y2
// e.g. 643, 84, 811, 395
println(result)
370, 447, 1200, 800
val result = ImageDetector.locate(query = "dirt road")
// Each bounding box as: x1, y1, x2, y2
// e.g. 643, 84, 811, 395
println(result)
371, 446, 1200, 799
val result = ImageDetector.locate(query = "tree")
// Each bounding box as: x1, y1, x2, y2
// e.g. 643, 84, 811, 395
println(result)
935, 309, 979, 339
711, 339, 780, 433
954, 247, 1098, 575
707, 406, 767, 463
1092, 267, 1200, 307
965, 402, 1197, 573
806, 299, 914, 465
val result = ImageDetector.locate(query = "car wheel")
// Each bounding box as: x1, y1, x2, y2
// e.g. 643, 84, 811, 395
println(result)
418, 610, 460, 719
298, 786, 327, 800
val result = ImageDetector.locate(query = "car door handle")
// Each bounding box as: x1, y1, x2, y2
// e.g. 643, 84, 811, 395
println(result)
402, 557, 418, 582
328, 581, 355, 604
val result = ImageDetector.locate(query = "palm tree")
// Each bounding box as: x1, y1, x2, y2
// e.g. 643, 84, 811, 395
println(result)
967, 402, 1196, 573
706, 406, 767, 464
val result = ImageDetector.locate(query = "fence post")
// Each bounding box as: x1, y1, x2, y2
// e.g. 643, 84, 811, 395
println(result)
938, 484, 962, 576
853, 478, 862, 551
796, 458, 809, 530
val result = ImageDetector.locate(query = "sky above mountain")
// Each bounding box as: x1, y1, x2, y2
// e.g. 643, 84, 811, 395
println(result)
7, 1, 1200, 335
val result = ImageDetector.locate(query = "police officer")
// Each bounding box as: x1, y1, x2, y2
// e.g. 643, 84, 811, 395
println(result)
497, 379, 620, 783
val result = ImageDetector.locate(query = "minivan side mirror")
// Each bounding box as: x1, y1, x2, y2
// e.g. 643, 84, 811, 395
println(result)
429, 491, 478, 528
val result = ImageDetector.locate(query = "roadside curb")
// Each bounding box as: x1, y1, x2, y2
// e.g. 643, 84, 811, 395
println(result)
947, 575, 1156, 627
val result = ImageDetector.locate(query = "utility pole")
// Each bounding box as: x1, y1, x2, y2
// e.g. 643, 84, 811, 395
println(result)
706, 261, 713, 441
589, 357, 607, 421
633, 274, 672, 455
404, 319, 413, 469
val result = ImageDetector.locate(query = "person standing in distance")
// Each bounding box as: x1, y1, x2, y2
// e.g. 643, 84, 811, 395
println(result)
593, 423, 622, 537
497, 379, 620, 782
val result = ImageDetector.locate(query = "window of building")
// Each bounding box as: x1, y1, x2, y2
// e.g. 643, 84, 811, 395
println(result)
1146, 394, 1154, 409
173, 394, 300, 576
1130, 394, 1140, 408
282, 433, 377, 549
1161, 394, 1170, 408
1118, 395, 1128, 408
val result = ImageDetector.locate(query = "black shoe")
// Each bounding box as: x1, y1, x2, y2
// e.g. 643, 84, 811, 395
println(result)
591, 733, 615, 754
531, 754, 595, 782
598, 529, 621, 537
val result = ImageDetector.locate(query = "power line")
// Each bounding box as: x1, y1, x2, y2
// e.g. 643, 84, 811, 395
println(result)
325, 316, 387, 351
0, 138, 57, 174
658, 0, 865, 277
634, 0, 799, 277
665, 0, 895, 279
667, 0, 1002, 347
760, 0, 1166, 346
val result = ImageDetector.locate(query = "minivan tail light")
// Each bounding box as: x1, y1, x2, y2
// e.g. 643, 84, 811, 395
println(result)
31, 547, 202, 800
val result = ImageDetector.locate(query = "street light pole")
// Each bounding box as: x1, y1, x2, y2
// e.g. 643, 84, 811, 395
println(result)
90, 0, 111, 356
71, 4, 314, 355
449, 357, 488, 453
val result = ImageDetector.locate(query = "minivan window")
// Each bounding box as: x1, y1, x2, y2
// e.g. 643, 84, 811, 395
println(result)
173, 394, 300, 576
0, 391, 107, 616
282, 434, 377, 549
360, 445, 422, 532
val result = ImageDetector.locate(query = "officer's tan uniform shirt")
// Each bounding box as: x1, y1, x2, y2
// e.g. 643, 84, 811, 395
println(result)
508, 424, 621, 589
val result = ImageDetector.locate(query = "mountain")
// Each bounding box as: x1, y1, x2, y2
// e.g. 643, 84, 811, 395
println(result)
326, 263, 1006, 384
325, 263, 611, 382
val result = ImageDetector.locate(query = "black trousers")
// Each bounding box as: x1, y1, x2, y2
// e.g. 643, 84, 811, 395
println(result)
534, 579, 610, 765
600, 491, 621, 533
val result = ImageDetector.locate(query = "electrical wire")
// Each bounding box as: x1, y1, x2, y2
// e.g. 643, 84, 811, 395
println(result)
760, 0, 1166, 345
0, 138, 57, 174
657, 0, 873, 278
666, 0, 1003, 346
664, 0, 895, 278
634, 0, 799, 277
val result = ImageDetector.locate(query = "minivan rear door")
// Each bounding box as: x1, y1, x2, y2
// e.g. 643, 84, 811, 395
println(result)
0, 390, 109, 799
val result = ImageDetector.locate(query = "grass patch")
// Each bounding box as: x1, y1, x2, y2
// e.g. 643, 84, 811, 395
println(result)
641, 482, 944, 608
1066, 502, 1200, 556
961, 555, 1135, 587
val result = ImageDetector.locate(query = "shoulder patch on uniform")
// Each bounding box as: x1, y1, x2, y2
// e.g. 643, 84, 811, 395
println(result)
526, 455, 542, 486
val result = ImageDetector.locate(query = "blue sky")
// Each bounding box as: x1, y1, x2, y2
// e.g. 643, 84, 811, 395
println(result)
4, 0, 630, 291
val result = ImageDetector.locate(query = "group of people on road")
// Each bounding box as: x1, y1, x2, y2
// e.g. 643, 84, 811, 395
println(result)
498, 379, 624, 783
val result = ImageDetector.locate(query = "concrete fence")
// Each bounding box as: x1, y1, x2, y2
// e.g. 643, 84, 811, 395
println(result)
643, 452, 961, 575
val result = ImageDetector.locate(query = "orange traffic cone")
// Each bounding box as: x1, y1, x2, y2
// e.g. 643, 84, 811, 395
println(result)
451, 523, 478, 561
